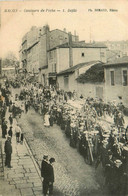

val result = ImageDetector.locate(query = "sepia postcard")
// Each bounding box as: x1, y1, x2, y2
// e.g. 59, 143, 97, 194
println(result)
0, 0, 128, 196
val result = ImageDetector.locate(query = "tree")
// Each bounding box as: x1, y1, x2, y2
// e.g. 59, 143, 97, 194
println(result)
2, 51, 19, 68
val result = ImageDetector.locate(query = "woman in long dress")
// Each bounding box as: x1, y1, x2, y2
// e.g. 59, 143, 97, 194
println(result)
44, 112, 50, 127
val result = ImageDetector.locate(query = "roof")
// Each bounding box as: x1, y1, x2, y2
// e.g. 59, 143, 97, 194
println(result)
48, 42, 107, 51
106, 50, 121, 59
57, 61, 101, 76
104, 56, 128, 67
50, 29, 69, 35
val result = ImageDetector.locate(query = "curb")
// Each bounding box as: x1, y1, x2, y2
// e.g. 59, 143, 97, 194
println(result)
24, 137, 42, 182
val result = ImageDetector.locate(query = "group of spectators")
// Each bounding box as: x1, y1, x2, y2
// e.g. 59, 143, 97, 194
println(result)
0, 83, 24, 169
1, 79, 128, 195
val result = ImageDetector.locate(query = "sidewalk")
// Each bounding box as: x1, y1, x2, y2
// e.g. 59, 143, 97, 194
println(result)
0, 110, 43, 196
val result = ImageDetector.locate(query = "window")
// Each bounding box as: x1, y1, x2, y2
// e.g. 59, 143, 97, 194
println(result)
81, 52, 85, 57
59, 36, 63, 40
52, 63, 56, 72
100, 52, 105, 57
64, 76, 69, 89
49, 51, 53, 59
122, 70, 127, 86
110, 71, 115, 86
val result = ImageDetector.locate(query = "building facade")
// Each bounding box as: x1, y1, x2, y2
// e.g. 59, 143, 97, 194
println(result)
57, 61, 104, 99
20, 25, 79, 84
47, 42, 107, 85
105, 41, 128, 56
104, 56, 128, 106
2, 67, 15, 78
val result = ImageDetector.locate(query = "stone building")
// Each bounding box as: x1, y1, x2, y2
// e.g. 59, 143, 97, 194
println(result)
47, 41, 107, 85
20, 25, 79, 82
104, 56, 128, 106
57, 61, 105, 99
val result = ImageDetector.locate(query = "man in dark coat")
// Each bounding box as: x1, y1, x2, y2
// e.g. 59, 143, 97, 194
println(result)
41, 155, 49, 196
2, 120, 7, 138
8, 126, 13, 138
48, 158, 55, 196
4, 136, 12, 168
9, 114, 13, 125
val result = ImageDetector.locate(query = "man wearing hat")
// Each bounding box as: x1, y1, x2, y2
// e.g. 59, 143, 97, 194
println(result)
104, 150, 114, 188
48, 158, 55, 196
4, 136, 12, 168
41, 155, 49, 196
2, 119, 7, 138
112, 159, 124, 195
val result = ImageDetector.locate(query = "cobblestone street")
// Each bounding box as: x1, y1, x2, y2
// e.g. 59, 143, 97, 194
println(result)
17, 108, 106, 196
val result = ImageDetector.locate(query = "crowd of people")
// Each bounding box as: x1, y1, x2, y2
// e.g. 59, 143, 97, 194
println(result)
1, 79, 128, 195
0, 82, 24, 169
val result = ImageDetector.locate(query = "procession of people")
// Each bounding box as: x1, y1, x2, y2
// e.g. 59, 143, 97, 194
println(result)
1, 78, 128, 195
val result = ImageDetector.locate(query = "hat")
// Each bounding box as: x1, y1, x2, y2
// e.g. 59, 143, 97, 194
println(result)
49, 157, 55, 163
123, 146, 128, 151
114, 159, 122, 164
43, 155, 48, 159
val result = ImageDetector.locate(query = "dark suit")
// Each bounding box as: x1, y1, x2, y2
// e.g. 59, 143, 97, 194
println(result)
41, 160, 49, 195
4, 140, 12, 167
47, 164, 54, 195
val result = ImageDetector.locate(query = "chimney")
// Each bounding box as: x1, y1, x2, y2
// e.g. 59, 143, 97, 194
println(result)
68, 32, 73, 67
63, 28, 66, 32
68, 32, 72, 46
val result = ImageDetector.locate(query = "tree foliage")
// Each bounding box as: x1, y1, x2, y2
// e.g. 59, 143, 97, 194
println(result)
77, 63, 104, 83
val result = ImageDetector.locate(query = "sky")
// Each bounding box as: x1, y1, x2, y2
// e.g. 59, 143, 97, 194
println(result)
0, 0, 128, 59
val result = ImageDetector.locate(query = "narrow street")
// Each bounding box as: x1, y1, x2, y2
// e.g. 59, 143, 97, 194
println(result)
17, 107, 107, 196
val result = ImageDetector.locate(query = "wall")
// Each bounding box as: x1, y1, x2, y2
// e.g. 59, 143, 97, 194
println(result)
48, 50, 57, 73
39, 68, 49, 86
57, 48, 70, 72
49, 29, 78, 49
2, 69, 15, 78
106, 41, 128, 56
27, 43, 39, 73
57, 73, 104, 99
27, 26, 40, 49
49, 30, 69, 49
39, 34, 47, 68
104, 66, 128, 106
72, 48, 106, 65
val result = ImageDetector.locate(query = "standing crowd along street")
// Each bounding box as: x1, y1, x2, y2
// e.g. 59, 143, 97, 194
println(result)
0, 78, 128, 196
